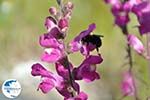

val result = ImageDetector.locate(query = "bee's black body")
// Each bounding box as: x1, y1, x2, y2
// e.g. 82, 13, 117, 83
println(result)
81, 34, 103, 52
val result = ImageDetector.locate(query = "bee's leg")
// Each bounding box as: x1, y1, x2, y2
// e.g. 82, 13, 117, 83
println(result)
96, 48, 100, 56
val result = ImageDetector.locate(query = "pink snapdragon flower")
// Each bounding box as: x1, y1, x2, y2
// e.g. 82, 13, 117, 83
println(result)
31, 63, 80, 97
31, 63, 63, 93
127, 34, 145, 54
121, 71, 135, 96
73, 55, 103, 82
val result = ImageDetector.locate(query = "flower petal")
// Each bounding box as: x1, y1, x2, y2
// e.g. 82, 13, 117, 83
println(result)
121, 71, 135, 96
39, 33, 60, 48
74, 23, 96, 41
41, 48, 62, 63
45, 16, 57, 32
127, 34, 145, 54
38, 77, 55, 93
31, 63, 52, 77
83, 55, 103, 64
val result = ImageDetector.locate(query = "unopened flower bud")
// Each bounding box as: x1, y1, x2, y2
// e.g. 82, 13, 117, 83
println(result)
58, 18, 68, 29
66, 2, 74, 10
49, 7, 57, 15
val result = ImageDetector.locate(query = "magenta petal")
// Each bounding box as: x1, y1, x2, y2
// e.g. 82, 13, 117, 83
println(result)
127, 34, 145, 54
121, 72, 135, 96
69, 41, 82, 52
83, 55, 103, 64
83, 71, 100, 83
57, 81, 80, 98
45, 16, 57, 32
74, 60, 101, 82
132, 2, 150, 34
74, 23, 96, 41
31, 63, 52, 77
39, 33, 60, 48
80, 64, 100, 82
49, 27, 64, 39
80, 45, 89, 56
55, 63, 69, 79
76, 92, 88, 100
58, 18, 68, 30
104, 0, 120, 5
65, 91, 88, 100
38, 78, 55, 93
41, 48, 62, 63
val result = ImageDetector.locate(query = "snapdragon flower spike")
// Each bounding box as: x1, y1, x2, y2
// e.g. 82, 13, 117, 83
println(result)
73, 55, 103, 82
132, 1, 150, 34
69, 23, 98, 56
121, 71, 135, 96
127, 34, 145, 54
32, 1, 103, 99
64, 91, 88, 100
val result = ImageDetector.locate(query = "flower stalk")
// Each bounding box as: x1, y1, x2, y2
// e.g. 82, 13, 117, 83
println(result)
56, 0, 76, 96
121, 26, 133, 71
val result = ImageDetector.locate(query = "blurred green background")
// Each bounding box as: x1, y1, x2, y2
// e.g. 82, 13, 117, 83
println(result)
0, 0, 150, 100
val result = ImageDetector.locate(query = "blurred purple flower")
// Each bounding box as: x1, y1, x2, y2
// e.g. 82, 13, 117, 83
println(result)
132, 1, 150, 34
127, 34, 145, 54
104, 0, 142, 27
121, 71, 135, 96
73, 55, 103, 82
104, 0, 120, 6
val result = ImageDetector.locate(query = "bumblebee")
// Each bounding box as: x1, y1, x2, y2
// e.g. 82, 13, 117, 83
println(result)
81, 34, 103, 53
